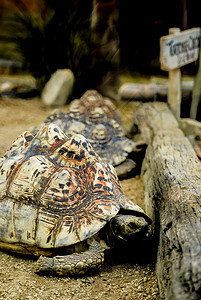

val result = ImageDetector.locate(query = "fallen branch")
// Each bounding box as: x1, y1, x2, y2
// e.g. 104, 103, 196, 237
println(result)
132, 102, 201, 300
119, 82, 192, 102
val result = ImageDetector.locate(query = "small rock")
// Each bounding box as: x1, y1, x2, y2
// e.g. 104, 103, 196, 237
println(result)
41, 69, 74, 106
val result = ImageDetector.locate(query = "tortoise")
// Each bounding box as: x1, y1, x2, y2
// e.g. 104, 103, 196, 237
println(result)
0, 123, 151, 276
33, 90, 146, 178
71, 89, 122, 124
40, 90, 121, 128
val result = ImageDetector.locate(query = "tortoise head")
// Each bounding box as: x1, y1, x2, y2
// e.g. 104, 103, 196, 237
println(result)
104, 214, 150, 247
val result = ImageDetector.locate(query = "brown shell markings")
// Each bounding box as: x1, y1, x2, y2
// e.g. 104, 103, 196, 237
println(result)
0, 124, 145, 251
35, 90, 135, 167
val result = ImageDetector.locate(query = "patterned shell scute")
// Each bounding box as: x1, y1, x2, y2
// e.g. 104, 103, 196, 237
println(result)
0, 131, 34, 199
34, 90, 135, 166
71, 90, 122, 124
0, 124, 144, 249
43, 90, 122, 131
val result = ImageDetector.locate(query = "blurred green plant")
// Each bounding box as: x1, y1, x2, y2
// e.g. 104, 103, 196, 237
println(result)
0, 0, 118, 98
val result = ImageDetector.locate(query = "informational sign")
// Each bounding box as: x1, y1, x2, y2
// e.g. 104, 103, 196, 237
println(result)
160, 28, 200, 71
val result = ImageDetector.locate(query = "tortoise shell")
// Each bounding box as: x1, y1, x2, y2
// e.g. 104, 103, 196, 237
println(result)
70, 90, 122, 124
0, 124, 146, 249
43, 89, 122, 127
34, 90, 135, 167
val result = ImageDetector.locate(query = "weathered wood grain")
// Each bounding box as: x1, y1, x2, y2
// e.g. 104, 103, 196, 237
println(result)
132, 102, 201, 300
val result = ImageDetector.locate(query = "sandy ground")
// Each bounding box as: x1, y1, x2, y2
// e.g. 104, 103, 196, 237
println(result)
0, 95, 159, 300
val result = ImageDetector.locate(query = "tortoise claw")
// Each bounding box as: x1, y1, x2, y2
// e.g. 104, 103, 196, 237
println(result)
35, 240, 104, 276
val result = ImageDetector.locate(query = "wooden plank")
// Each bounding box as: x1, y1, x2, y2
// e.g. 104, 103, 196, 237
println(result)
160, 27, 200, 71
132, 102, 201, 300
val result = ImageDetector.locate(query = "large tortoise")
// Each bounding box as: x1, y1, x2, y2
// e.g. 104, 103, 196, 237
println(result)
33, 90, 146, 178
0, 124, 151, 276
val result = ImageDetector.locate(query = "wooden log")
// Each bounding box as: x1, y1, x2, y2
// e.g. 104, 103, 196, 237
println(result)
132, 102, 201, 300
179, 118, 201, 137
179, 118, 201, 157
119, 82, 192, 102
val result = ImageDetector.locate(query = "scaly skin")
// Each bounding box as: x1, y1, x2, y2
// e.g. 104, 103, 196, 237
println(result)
35, 239, 104, 276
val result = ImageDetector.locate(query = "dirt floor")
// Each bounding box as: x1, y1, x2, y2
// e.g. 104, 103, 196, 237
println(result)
0, 92, 159, 299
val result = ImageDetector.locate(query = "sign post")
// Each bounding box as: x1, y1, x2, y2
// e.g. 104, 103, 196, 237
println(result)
167, 28, 181, 120
160, 27, 200, 120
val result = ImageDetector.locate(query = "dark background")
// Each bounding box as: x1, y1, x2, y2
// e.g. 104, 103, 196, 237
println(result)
0, 0, 201, 76
119, 0, 201, 74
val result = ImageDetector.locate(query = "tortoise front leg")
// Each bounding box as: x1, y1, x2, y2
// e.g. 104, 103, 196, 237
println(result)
35, 239, 104, 276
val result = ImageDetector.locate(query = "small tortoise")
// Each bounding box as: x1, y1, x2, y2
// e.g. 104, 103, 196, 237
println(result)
70, 89, 122, 124
0, 124, 151, 276
34, 90, 146, 178
41, 90, 122, 128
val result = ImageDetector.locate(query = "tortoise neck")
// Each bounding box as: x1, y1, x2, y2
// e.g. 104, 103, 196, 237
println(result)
99, 219, 117, 248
